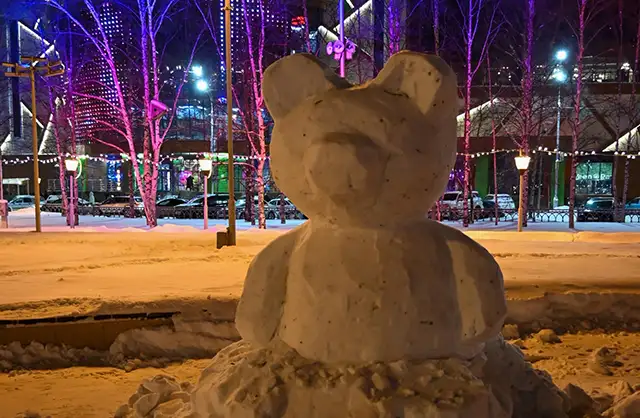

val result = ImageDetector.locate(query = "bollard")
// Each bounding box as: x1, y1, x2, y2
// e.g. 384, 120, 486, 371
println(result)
0, 200, 8, 228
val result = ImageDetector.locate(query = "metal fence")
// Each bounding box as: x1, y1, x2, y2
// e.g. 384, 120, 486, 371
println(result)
428, 208, 640, 224
40, 203, 303, 221
40, 204, 640, 224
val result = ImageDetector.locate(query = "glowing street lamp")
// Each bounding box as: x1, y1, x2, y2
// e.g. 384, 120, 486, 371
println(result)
192, 65, 203, 78
551, 68, 567, 83
199, 157, 213, 230
555, 49, 569, 62
65, 158, 80, 229
515, 151, 531, 233
196, 79, 209, 92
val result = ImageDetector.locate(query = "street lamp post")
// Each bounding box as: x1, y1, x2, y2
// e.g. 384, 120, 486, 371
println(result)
0, 152, 6, 229
3, 57, 65, 232
195, 79, 216, 154
552, 49, 568, 209
515, 151, 532, 232
214, 0, 237, 248
199, 157, 213, 230
339, 0, 345, 77
65, 158, 79, 230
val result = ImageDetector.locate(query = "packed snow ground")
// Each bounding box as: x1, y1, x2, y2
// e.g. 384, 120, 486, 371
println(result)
2, 209, 640, 319
1, 211, 640, 417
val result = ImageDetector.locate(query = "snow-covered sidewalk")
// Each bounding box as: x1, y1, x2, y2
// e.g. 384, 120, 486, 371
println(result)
4, 206, 640, 233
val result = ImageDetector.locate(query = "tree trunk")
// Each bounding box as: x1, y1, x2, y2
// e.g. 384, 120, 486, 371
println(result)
462, 21, 473, 228
433, 0, 440, 55
612, 0, 624, 222
486, 54, 499, 224
47, 91, 69, 221
279, 193, 286, 224
128, 162, 135, 218
256, 158, 266, 229
520, 0, 535, 228
569, 0, 586, 229
536, 153, 543, 210
622, 7, 640, 221
388, 0, 402, 55
244, 166, 255, 225
302, 0, 312, 53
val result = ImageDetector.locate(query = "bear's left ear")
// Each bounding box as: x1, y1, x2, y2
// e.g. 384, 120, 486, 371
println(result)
371, 51, 458, 116
263, 53, 350, 120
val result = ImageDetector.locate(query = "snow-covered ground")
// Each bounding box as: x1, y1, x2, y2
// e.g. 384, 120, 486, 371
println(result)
2, 331, 639, 418
2, 210, 640, 417
2, 208, 640, 320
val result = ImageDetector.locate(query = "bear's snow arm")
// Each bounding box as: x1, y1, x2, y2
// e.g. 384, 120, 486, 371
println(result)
235, 229, 299, 346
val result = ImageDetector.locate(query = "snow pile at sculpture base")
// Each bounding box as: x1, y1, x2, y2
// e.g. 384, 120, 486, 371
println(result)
115, 337, 640, 418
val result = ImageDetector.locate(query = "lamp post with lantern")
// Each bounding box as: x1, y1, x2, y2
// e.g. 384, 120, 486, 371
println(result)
199, 156, 213, 230
3, 57, 65, 232
64, 157, 80, 229
551, 49, 569, 208
515, 151, 531, 232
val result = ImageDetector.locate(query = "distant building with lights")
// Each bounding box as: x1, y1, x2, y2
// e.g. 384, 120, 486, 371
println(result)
217, 0, 289, 78
74, 1, 132, 141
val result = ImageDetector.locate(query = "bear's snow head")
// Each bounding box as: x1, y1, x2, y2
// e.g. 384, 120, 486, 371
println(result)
263, 51, 458, 227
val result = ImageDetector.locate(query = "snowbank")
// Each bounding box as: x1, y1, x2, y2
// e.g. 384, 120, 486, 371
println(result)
0, 317, 238, 372
465, 230, 640, 244
3, 289, 640, 373
507, 292, 640, 332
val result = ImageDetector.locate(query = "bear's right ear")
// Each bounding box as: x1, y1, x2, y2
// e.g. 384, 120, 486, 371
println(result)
263, 53, 350, 120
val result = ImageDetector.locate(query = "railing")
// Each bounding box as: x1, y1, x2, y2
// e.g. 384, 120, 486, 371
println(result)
40, 204, 305, 221
428, 208, 640, 224
39, 204, 640, 224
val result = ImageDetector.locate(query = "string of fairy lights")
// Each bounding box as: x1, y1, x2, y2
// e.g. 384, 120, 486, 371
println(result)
0, 153, 266, 167
1, 146, 639, 167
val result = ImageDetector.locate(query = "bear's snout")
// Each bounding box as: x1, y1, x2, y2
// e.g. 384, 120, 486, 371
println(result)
303, 134, 387, 203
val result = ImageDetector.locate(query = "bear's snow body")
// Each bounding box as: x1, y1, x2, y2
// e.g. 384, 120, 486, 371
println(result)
235, 51, 507, 365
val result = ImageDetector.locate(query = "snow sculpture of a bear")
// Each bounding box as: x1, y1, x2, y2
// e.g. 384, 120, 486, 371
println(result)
235, 51, 507, 364
117, 52, 574, 418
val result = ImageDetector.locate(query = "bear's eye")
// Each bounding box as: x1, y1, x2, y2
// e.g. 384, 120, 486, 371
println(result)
383, 89, 407, 98
314, 99, 323, 105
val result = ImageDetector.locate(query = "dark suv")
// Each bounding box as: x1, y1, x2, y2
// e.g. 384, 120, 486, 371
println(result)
174, 194, 233, 219
577, 198, 614, 222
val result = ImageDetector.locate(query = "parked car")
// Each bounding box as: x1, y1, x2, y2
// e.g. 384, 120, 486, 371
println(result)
156, 197, 187, 207
268, 197, 295, 211
154, 197, 187, 218
7, 195, 36, 211
483, 194, 516, 210
41, 195, 90, 212
577, 197, 614, 222
267, 197, 306, 219
237, 197, 278, 220
482, 194, 516, 218
95, 196, 144, 216
175, 194, 233, 218
626, 197, 640, 211
439, 191, 484, 219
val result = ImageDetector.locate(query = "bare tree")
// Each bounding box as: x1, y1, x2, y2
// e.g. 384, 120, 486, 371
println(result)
621, 5, 640, 214
454, 0, 501, 226
195, 0, 290, 229
568, 0, 608, 228
45, 0, 201, 227
611, 0, 624, 220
